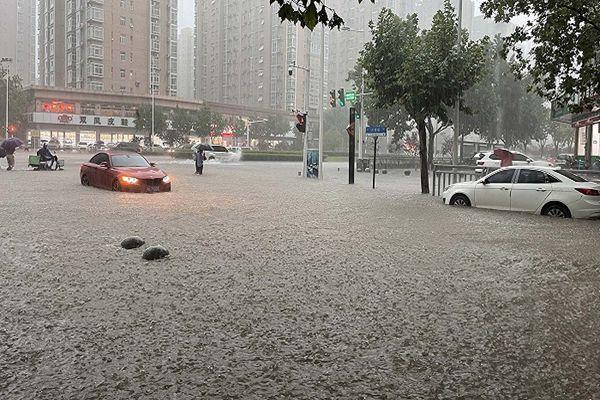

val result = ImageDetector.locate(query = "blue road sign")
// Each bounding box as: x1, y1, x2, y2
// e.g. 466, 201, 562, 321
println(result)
366, 126, 387, 137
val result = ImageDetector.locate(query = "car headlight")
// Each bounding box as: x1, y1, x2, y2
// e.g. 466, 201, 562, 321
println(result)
121, 176, 138, 184
162, 176, 171, 183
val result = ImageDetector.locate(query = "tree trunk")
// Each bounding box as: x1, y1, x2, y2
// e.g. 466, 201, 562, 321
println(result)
417, 120, 430, 194
427, 118, 435, 170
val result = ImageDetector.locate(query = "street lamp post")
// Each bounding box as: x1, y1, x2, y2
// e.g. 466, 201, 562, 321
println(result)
452, 0, 463, 165
289, 60, 311, 178
1, 57, 13, 139
318, 25, 325, 180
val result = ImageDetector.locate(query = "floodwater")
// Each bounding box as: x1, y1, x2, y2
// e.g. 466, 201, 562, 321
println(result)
1, 153, 599, 399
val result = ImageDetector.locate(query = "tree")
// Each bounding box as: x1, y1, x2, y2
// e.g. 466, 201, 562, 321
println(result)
134, 105, 167, 145
191, 106, 213, 137
164, 107, 193, 146
548, 122, 574, 157
359, 4, 487, 193
480, 0, 600, 112
0, 71, 31, 139
271, 0, 373, 29
227, 117, 246, 137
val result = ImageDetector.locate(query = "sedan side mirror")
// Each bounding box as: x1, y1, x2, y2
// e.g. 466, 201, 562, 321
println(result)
99, 161, 109, 168
150, 162, 156, 167
482, 178, 490, 185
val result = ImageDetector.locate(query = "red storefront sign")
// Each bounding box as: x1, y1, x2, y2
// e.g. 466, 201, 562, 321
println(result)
42, 101, 75, 114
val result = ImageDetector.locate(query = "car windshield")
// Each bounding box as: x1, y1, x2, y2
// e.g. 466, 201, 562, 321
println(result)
111, 154, 150, 168
555, 170, 588, 182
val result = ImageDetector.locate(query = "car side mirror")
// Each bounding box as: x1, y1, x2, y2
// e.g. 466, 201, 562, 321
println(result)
99, 161, 109, 168
482, 178, 489, 185
150, 162, 156, 167
527, 159, 532, 164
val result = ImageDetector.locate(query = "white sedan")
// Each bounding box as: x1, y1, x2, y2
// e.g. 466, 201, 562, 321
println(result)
442, 166, 600, 219
475, 151, 552, 172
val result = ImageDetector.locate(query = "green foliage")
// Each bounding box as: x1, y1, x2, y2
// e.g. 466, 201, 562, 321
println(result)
480, 0, 600, 112
227, 116, 246, 137
359, 3, 487, 193
461, 37, 551, 149
271, 0, 372, 29
0, 71, 31, 138
249, 115, 291, 138
134, 104, 167, 144
162, 107, 193, 147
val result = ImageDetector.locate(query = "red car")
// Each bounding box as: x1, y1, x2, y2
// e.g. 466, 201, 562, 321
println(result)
80, 152, 172, 193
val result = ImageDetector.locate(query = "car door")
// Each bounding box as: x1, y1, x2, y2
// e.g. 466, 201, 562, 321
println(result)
510, 169, 553, 212
474, 169, 515, 210
86, 153, 105, 187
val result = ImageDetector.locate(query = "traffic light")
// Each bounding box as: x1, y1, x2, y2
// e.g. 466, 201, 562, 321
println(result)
296, 112, 307, 133
329, 90, 336, 108
338, 89, 346, 107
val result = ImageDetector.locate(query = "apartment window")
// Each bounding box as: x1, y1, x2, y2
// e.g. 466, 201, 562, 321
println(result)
120, 51, 126, 61
120, 16, 126, 26
120, 69, 126, 79
119, 35, 127, 44
87, 7, 104, 22
87, 26, 104, 40
89, 63, 104, 77
88, 44, 104, 59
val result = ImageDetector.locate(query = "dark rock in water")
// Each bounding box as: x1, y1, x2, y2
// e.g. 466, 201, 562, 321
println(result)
121, 236, 145, 249
404, 170, 411, 176
143, 246, 170, 261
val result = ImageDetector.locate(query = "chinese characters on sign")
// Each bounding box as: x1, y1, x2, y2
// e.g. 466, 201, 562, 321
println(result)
33, 113, 136, 128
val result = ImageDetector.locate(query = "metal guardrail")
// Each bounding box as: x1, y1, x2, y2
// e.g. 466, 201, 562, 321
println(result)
432, 164, 493, 197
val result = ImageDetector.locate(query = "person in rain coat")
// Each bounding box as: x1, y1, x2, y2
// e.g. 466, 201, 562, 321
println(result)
0, 137, 24, 171
194, 148, 206, 175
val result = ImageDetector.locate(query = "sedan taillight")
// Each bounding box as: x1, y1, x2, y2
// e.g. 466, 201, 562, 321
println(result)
575, 188, 600, 196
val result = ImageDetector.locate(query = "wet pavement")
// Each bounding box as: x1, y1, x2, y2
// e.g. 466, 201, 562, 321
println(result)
1, 153, 599, 399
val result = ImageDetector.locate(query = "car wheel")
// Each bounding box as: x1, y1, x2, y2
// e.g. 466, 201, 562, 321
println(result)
81, 174, 90, 186
112, 179, 121, 192
450, 194, 471, 207
542, 203, 571, 219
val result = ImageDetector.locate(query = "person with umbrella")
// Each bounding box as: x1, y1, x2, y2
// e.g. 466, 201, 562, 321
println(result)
0, 137, 24, 171
194, 144, 208, 175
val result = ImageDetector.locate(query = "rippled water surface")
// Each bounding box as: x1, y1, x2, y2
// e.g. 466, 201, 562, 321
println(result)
1, 154, 599, 399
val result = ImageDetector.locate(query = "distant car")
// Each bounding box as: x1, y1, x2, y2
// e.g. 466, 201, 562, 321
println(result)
63, 139, 74, 151
144, 144, 165, 153
47, 138, 61, 151
475, 150, 552, 172
205, 145, 237, 162
554, 154, 576, 169
113, 142, 142, 153
442, 166, 600, 219
80, 152, 171, 193
77, 141, 89, 151
87, 141, 106, 152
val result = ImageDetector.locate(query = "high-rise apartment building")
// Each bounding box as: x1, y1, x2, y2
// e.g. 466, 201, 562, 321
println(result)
39, 0, 178, 96
194, 0, 326, 113
177, 26, 194, 99
0, 0, 36, 86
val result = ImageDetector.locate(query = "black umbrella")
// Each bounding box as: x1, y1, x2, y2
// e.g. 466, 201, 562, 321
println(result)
0, 137, 24, 153
193, 143, 213, 151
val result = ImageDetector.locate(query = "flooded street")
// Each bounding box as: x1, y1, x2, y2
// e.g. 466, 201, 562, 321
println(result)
1, 154, 599, 399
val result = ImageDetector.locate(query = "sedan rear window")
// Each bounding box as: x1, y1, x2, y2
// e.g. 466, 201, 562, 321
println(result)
111, 154, 150, 168
555, 170, 588, 182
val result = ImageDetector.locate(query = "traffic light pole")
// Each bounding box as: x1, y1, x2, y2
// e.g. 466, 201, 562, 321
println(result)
359, 71, 365, 160
1, 58, 12, 139
348, 107, 356, 185
318, 24, 325, 180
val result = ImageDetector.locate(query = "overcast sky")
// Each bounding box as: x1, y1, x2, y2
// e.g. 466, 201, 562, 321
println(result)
178, 0, 195, 30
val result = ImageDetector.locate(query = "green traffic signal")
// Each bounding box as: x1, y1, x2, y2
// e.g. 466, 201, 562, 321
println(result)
337, 88, 346, 107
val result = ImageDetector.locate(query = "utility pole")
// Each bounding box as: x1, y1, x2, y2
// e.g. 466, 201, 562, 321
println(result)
452, 0, 463, 165
1, 58, 12, 139
359, 70, 365, 160
318, 25, 325, 180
